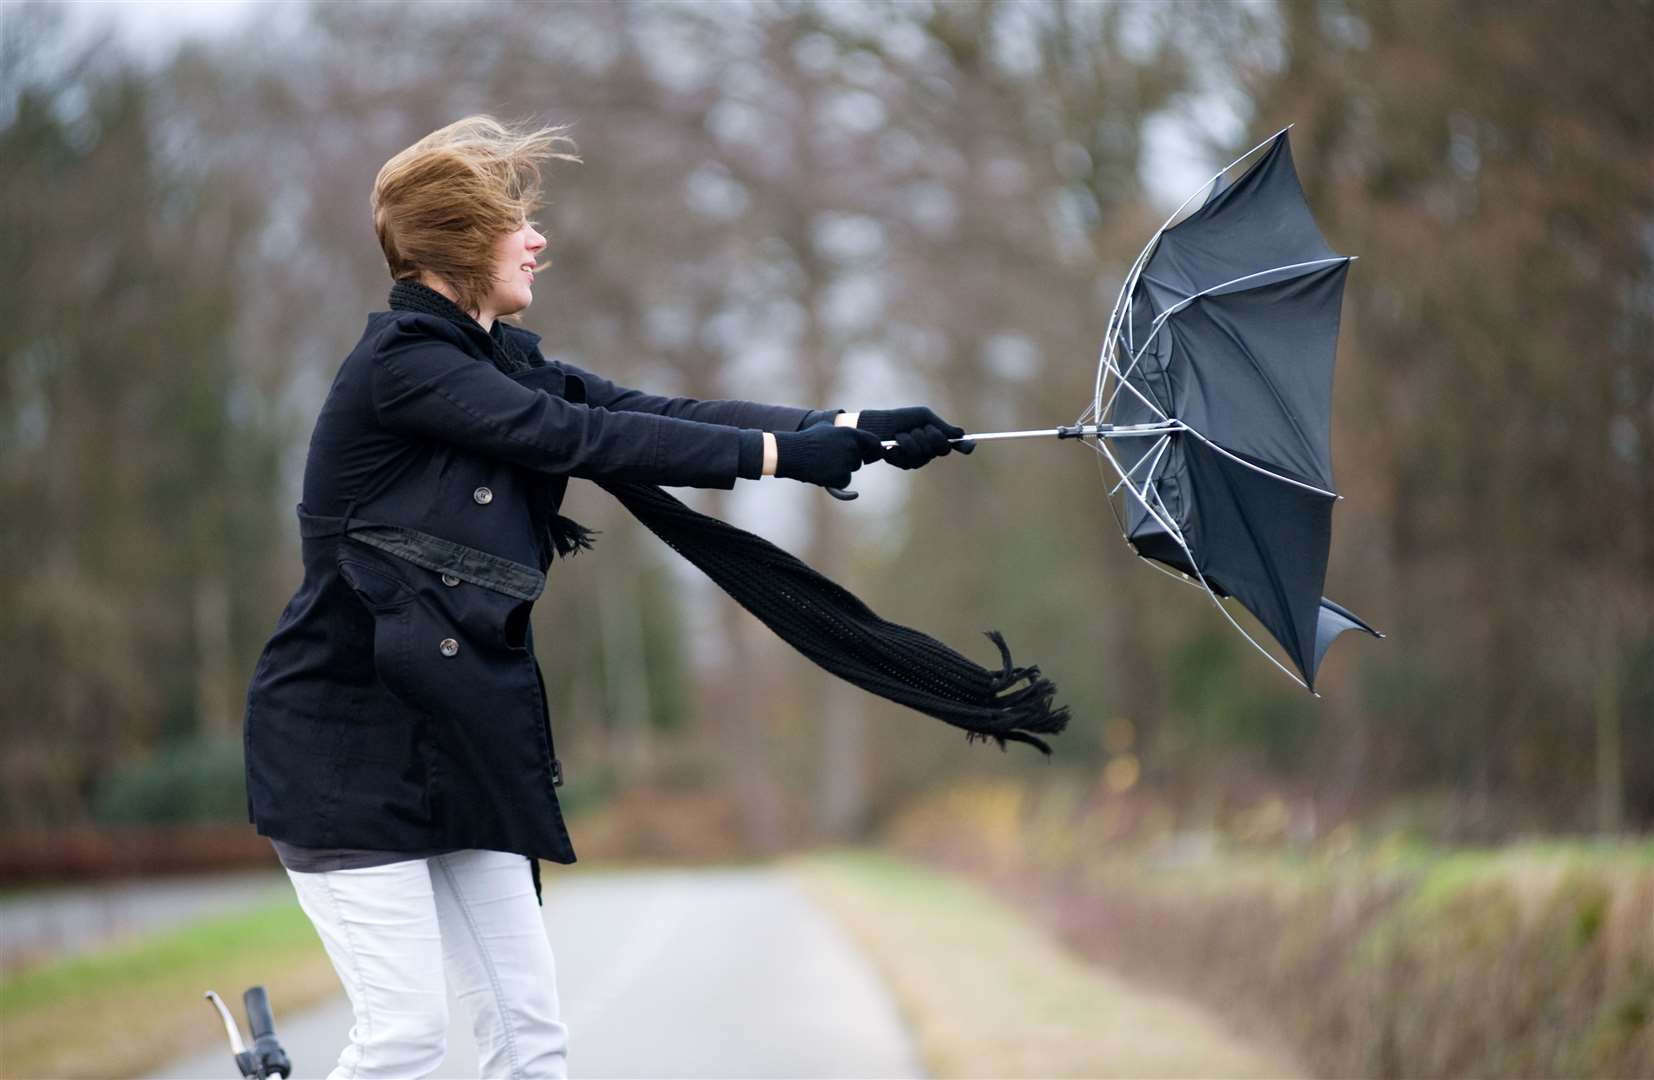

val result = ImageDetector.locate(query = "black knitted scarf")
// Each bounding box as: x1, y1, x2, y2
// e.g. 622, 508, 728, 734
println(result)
387, 278, 1070, 754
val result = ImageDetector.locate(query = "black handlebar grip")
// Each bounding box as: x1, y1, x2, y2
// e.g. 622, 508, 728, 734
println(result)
244, 985, 276, 1039
825, 486, 858, 501
243, 986, 293, 1079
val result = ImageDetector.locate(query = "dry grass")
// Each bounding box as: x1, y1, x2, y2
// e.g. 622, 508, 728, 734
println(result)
562, 787, 752, 863
785, 846, 1304, 1079
886, 777, 1654, 1079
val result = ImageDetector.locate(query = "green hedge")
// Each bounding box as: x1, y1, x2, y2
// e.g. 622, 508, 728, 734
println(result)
92, 736, 248, 824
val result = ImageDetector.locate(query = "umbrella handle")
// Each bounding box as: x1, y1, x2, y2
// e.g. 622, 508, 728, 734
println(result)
824, 431, 1010, 500
824, 426, 1103, 499
825, 434, 901, 500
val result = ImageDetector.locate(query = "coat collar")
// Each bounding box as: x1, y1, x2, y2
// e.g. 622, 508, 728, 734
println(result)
386, 278, 542, 371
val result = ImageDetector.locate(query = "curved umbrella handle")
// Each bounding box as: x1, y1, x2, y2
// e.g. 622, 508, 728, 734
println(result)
825, 431, 996, 501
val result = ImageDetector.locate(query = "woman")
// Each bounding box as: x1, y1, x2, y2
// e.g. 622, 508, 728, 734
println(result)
241, 115, 971, 1079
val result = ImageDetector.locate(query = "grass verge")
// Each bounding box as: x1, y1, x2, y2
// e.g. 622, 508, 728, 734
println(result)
0, 896, 338, 1080
888, 777, 1654, 1079
784, 846, 1303, 1079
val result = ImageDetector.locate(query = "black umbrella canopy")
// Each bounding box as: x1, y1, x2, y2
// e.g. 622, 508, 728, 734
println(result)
1110, 131, 1380, 691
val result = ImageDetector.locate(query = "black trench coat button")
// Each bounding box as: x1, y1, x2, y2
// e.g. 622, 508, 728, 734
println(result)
440, 572, 461, 587
472, 486, 493, 505
438, 637, 460, 657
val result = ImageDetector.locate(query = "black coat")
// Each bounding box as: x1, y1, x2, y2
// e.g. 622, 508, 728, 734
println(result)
244, 309, 823, 902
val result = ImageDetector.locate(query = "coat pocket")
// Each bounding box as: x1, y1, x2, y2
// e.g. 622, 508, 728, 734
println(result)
362, 564, 537, 715
337, 525, 543, 713
335, 550, 419, 705
338, 553, 415, 611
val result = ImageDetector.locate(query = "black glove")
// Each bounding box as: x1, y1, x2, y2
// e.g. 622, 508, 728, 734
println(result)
773, 425, 885, 488
856, 406, 976, 469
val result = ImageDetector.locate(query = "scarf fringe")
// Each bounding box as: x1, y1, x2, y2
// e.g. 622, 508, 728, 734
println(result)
548, 515, 600, 559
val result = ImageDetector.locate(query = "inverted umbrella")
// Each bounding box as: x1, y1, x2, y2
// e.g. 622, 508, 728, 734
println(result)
845, 127, 1381, 693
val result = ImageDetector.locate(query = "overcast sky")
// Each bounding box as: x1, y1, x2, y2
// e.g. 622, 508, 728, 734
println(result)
61, 0, 263, 63
63, 0, 1230, 209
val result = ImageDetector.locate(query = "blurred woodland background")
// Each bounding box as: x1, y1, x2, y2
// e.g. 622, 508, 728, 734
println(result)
3, 2, 1651, 1074
2, 0, 1651, 848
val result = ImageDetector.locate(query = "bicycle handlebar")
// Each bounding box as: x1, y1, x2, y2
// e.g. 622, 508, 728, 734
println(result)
203, 985, 291, 1079
244, 987, 291, 1078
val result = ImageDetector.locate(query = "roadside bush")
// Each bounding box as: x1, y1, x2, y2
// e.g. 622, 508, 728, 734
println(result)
91, 736, 247, 824
888, 778, 1654, 1079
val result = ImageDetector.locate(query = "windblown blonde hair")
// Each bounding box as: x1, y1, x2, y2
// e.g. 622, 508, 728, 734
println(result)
371, 115, 580, 319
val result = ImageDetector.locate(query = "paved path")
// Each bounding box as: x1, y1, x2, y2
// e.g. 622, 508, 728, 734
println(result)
144, 865, 926, 1079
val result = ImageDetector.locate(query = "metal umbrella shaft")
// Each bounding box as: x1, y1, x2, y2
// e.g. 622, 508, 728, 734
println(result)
873, 421, 1180, 448
827, 422, 1175, 500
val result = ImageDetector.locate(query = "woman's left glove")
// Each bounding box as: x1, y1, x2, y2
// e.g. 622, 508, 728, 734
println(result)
856, 406, 976, 469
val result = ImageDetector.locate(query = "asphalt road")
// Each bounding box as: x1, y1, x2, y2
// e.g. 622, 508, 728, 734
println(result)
144, 864, 927, 1079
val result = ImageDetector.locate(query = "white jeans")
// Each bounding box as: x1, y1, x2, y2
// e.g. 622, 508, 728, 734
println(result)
284, 849, 569, 1079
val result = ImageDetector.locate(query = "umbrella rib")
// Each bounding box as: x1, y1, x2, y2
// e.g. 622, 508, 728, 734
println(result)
1095, 428, 1313, 693
1096, 243, 1159, 411
1196, 575, 1313, 693
1102, 325, 1173, 421
1099, 256, 1351, 426
1102, 350, 1172, 421
1103, 302, 1174, 417
1109, 433, 1171, 496
1153, 125, 1295, 239
1102, 296, 1199, 423
1179, 425, 1339, 499
1097, 307, 1172, 422
1144, 476, 1312, 692
1088, 438, 1131, 538
1095, 434, 1183, 542
1093, 126, 1293, 422
1196, 295, 1326, 478
1140, 435, 1174, 499
1152, 257, 1352, 322
1138, 553, 1204, 589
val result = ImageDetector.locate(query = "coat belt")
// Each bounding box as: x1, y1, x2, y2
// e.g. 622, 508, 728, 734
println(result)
298, 509, 545, 602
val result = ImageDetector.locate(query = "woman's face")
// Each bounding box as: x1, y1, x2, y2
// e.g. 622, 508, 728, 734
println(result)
480, 219, 548, 322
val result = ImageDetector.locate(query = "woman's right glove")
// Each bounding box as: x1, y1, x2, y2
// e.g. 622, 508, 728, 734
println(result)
773, 425, 885, 488
856, 406, 975, 469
